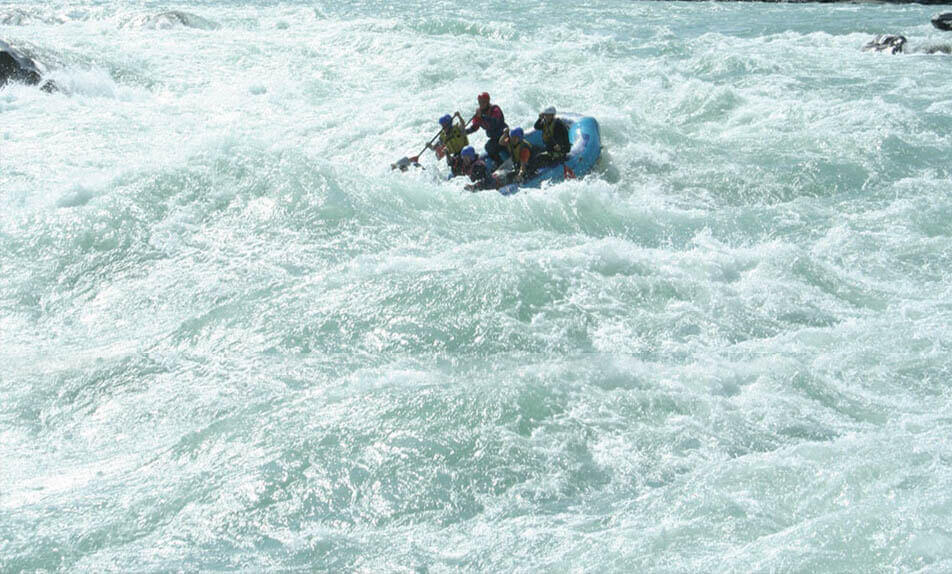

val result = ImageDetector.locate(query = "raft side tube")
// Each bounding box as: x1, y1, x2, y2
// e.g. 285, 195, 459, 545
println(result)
495, 114, 601, 195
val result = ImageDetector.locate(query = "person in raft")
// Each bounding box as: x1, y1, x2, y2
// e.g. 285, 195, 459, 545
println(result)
532, 106, 570, 167
498, 127, 535, 184
428, 113, 469, 175
467, 92, 508, 164
459, 146, 497, 191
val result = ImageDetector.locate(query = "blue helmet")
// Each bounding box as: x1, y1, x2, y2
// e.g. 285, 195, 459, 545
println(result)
439, 114, 452, 126
510, 127, 524, 139
461, 146, 476, 160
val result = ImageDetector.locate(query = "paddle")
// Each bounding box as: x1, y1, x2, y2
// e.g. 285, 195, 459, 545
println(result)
391, 113, 477, 171
392, 131, 441, 171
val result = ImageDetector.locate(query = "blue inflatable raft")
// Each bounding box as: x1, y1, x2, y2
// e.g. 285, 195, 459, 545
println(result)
477, 114, 601, 195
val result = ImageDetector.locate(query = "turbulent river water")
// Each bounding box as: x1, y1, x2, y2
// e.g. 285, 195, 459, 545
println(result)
2, 1, 952, 571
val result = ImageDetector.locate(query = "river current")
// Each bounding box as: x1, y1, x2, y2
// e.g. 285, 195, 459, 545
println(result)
2, 1, 952, 571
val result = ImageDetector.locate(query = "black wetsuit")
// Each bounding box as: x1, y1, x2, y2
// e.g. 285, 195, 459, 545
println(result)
467, 105, 508, 164
533, 117, 570, 168
467, 159, 496, 191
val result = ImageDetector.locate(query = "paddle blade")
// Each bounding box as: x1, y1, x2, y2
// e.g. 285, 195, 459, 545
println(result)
391, 157, 413, 171
391, 156, 425, 172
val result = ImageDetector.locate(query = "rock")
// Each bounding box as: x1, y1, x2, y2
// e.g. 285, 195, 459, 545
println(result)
863, 34, 907, 54
0, 39, 56, 92
932, 13, 952, 31
923, 44, 952, 54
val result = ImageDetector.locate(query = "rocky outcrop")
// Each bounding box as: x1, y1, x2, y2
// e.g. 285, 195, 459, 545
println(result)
863, 34, 907, 54
933, 13, 952, 31
0, 40, 56, 92
862, 34, 952, 55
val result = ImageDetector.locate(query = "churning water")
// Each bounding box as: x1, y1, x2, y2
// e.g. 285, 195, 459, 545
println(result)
2, 1, 952, 571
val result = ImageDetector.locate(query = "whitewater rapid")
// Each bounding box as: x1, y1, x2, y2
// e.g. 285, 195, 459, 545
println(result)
3, 1, 952, 571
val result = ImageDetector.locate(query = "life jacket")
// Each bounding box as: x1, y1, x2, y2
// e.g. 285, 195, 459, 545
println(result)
439, 125, 468, 156
540, 118, 568, 155
506, 137, 533, 167
541, 120, 555, 147
478, 105, 507, 139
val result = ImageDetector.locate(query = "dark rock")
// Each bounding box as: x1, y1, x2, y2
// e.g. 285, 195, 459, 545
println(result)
863, 34, 907, 54
0, 40, 56, 92
933, 13, 952, 31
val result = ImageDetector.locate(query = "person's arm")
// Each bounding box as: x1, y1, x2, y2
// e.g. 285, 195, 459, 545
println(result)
429, 129, 443, 153
468, 109, 483, 134
534, 117, 544, 130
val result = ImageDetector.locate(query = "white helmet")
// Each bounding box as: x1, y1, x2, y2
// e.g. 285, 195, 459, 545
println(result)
542, 106, 556, 115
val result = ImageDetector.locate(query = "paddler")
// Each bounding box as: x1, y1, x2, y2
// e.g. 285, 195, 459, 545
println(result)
428, 113, 469, 175
532, 106, 570, 167
467, 92, 508, 164
459, 146, 497, 191
497, 127, 534, 184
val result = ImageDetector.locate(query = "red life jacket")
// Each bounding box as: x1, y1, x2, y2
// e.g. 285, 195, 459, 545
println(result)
476, 105, 507, 139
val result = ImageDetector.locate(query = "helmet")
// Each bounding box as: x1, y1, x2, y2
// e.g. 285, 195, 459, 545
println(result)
542, 106, 556, 115
461, 146, 476, 160
477, 92, 490, 102
510, 127, 524, 139
439, 114, 452, 126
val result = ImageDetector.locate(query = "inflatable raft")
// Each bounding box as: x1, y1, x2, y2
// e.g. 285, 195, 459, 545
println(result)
479, 114, 601, 195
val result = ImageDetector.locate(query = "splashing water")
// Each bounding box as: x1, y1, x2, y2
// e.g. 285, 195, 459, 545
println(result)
3, 1, 952, 571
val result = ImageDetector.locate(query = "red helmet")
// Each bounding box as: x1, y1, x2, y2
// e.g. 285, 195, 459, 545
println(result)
477, 92, 490, 102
